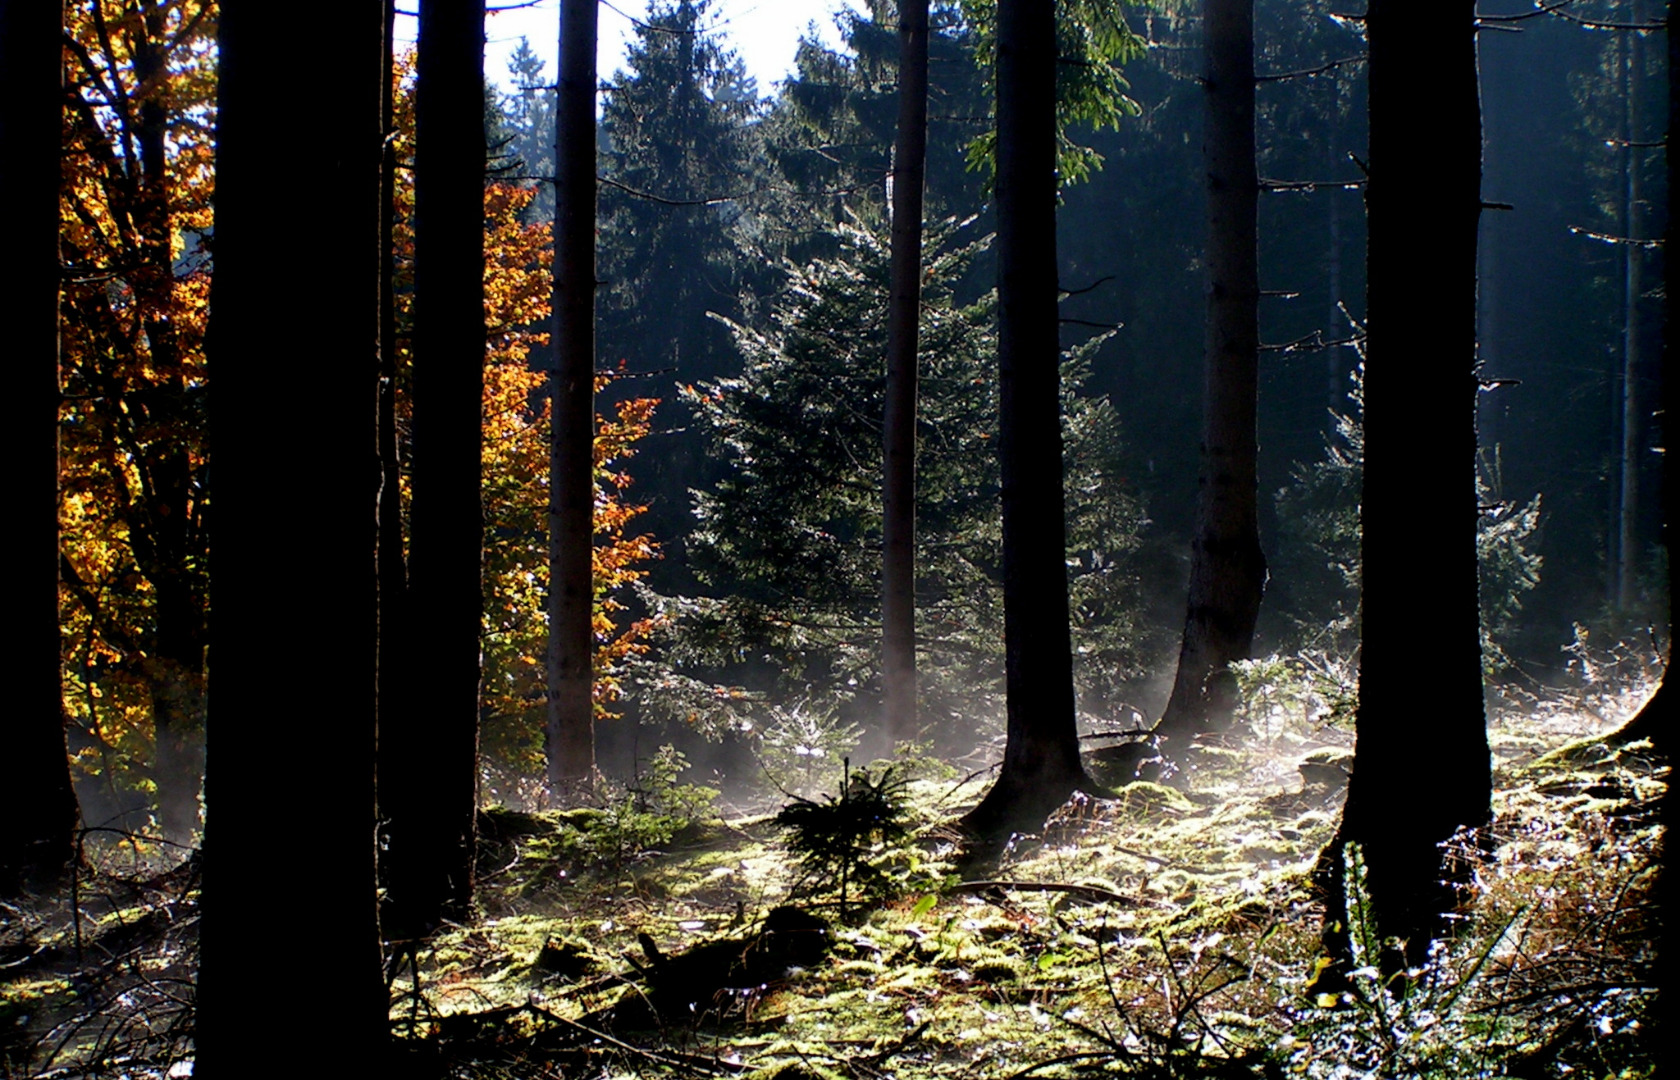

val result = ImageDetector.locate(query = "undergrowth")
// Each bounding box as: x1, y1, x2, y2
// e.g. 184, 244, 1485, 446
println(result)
1, 667, 1662, 1079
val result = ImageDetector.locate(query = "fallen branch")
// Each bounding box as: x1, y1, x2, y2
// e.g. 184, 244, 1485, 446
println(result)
526, 1000, 742, 1074
948, 880, 1144, 906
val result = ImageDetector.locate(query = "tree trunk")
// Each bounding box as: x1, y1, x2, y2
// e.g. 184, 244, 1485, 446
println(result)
197, 0, 389, 1068
383, 0, 485, 939
1610, 0, 1673, 1044
1321, 0, 1489, 972
374, 0, 412, 923
1615, 4, 1645, 612
121, 5, 206, 846
1156, 0, 1266, 754
882, 0, 930, 748
548, 0, 600, 798
0, 0, 80, 895
960, 0, 1098, 842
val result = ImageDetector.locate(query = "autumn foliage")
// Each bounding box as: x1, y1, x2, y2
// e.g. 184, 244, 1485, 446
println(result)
58, 0, 216, 838
389, 61, 662, 782
55, 29, 660, 827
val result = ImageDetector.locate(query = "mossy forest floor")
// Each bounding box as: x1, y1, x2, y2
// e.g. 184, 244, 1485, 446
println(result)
2, 666, 1664, 1079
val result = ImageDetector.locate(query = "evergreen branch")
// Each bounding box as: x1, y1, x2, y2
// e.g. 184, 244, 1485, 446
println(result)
1260, 176, 1366, 192
1568, 225, 1663, 248
1256, 54, 1366, 83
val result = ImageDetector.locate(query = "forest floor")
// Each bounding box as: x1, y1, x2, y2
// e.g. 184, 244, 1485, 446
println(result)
1, 658, 1664, 1079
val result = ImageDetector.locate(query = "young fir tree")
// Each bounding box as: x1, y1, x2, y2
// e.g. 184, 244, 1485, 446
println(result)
671, 220, 1150, 754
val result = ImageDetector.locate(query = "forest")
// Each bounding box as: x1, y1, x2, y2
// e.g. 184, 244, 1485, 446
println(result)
0, 0, 1671, 1076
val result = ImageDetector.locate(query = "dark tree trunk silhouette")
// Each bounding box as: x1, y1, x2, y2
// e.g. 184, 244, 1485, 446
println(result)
0, 0, 80, 894
1320, 0, 1489, 971
374, 0, 411, 920
197, 0, 389, 1068
882, 0, 930, 747
383, 0, 485, 938
548, 0, 600, 796
960, 0, 1100, 840
1156, 0, 1266, 754
1608, 0, 1672, 1043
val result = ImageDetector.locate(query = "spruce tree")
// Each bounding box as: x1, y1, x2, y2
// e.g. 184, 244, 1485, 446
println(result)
595, 0, 762, 582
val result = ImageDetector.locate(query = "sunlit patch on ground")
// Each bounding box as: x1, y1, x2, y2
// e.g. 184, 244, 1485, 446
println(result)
2, 660, 1661, 1078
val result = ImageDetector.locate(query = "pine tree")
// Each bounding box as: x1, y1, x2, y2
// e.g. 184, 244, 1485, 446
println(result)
1321, 0, 1489, 973
676, 221, 1149, 761
0, 0, 81, 894
1155, 0, 1267, 754
502, 37, 557, 222
198, 0, 389, 1066
381, 0, 486, 937
549, 0, 602, 794
595, 0, 762, 582
958, 0, 1097, 840
882, 0, 932, 746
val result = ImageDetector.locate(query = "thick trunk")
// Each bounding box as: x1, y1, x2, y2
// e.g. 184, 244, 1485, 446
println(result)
384, 0, 486, 938
1157, 0, 1265, 751
1324, 0, 1489, 970
197, 0, 389, 1068
0, 0, 81, 893
882, 0, 930, 747
960, 0, 1095, 841
548, 0, 600, 797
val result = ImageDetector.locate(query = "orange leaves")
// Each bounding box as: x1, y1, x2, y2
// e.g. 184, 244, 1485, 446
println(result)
379, 71, 663, 768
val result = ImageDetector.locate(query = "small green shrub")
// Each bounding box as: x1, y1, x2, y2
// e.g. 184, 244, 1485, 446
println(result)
552, 745, 716, 866
758, 698, 861, 798
775, 761, 911, 915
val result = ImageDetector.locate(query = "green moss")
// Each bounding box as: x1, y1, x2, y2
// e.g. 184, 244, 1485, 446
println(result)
972, 958, 1024, 983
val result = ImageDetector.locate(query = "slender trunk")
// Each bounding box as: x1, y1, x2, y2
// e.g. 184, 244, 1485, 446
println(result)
1322, 0, 1488, 971
548, 0, 600, 798
960, 0, 1096, 841
126, 6, 206, 845
1327, 137, 1345, 416
1617, 7, 1644, 611
1156, 0, 1265, 752
385, 0, 486, 938
0, 0, 80, 894
882, 0, 930, 747
374, 0, 410, 919
197, 0, 389, 1067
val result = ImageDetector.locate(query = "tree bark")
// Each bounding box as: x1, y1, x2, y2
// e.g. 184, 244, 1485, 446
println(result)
374, 0, 412, 923
0, 0, 80, 895
882, 0, 930, 747
548, 0, 600, 797
1156, 0, 1266, 753
197, 0, 389, 1068
1322, 0, 1489, 971
960, 0, 1098, 841
1615, 4, 1645, 611
383, 0, 485, 939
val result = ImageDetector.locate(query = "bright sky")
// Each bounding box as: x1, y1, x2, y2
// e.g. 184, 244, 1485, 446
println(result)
396, 0, 870, 96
